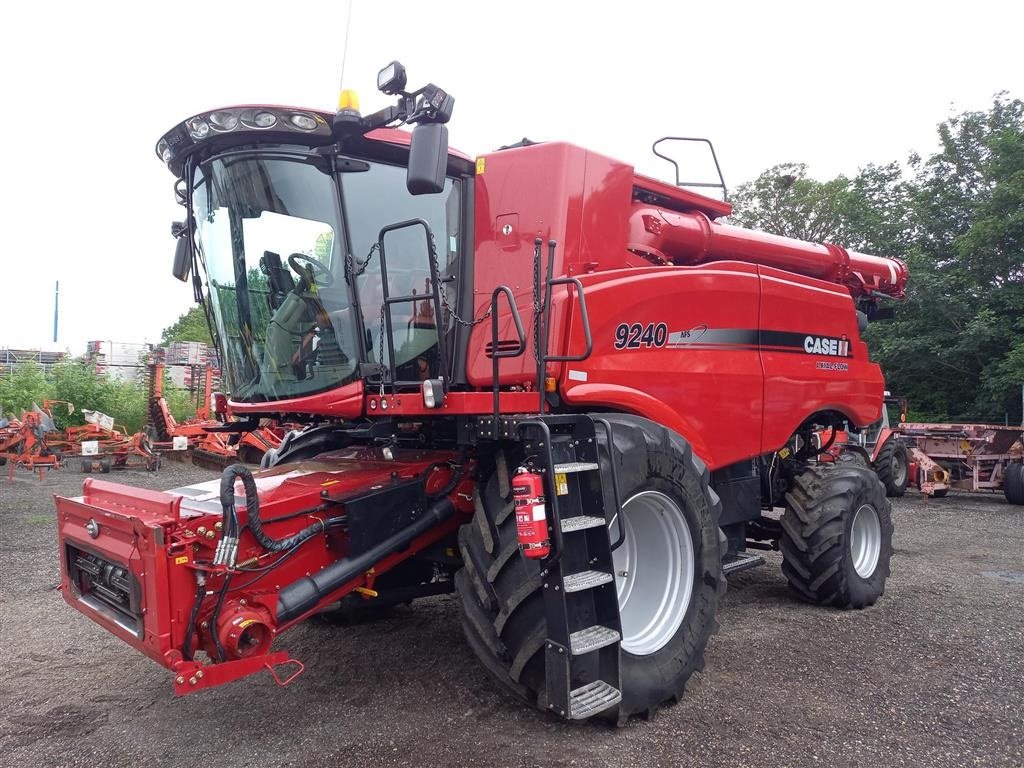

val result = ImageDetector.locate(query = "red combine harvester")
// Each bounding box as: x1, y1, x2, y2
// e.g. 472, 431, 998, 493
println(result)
55, 63, 910, 722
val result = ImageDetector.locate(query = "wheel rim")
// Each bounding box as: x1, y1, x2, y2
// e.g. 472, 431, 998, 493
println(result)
891, 452, 907, 487
611, 490, 694, 656
850, 503, 882, 578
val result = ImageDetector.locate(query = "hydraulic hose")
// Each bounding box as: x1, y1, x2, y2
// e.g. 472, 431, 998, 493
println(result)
219, 464, 326, 557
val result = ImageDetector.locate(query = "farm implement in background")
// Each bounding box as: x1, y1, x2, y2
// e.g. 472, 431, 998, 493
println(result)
146, 361, 283, 468
0, 402, 66, 477
900, 421, 1023, 504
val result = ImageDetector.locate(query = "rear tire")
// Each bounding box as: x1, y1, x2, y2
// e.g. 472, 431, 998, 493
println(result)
874, 438, 909, 497
1003, 463, 1024, 505
455, 415, 724, 721
780, 464, 893, 609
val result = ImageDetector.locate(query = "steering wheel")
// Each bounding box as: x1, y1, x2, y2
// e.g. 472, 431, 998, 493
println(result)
288, 254, 334, 288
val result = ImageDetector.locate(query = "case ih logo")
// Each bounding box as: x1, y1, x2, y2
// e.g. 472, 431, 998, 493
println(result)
803, 335, 851, 357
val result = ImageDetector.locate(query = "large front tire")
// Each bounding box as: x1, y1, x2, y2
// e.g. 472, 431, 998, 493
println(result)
455, 415, 724, 721
874, 437, 909, 497
781, 464, 893, 608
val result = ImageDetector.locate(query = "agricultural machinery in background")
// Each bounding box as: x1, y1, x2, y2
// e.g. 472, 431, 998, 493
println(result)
145, 360, 283, 468
900, 419, 1023, 503
824, 395, 1024, 504
823, 395, 911, 497
1, 363, 282, 480
55, 61, 913, 723
0, 402, 66, 473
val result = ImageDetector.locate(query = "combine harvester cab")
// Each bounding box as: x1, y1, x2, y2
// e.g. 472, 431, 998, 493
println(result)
56, 61, 912, 722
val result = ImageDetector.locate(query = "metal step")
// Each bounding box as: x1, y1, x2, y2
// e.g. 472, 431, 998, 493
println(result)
553, 462, 599, 474
722, 553, 765, 576
560, 515, 605, 533
569, 625, 621, 655
563, 569, 615, 592
569, 680, 622, 720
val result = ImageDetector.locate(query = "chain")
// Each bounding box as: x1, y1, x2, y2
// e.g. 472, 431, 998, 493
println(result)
346, 243, 378, 283
532, 241, 543, 365
378, 302, 386, 397
426, 231, 491, 329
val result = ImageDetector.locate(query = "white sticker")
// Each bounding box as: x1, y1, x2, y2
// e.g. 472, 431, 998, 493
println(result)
568, 369, 588, 382
81, 440, 99, 456
532, 504, 546, 521
172, 436, 189, 451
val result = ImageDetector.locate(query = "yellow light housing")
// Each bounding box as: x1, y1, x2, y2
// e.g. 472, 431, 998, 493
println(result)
337, 89, 360, 113
544, 377, 557, 392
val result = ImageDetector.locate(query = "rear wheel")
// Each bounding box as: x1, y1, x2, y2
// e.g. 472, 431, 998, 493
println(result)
780, 464, 893, 608
1004, 463, 1024, 505
455, 415, 724, 721
874, 438, 909, 497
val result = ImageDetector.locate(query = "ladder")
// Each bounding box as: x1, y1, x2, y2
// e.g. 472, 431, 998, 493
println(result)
519, 414, 625, 720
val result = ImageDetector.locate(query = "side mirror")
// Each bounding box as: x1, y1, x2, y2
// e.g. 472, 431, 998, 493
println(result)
172, 221, 192, 282
407, 122, 448, 195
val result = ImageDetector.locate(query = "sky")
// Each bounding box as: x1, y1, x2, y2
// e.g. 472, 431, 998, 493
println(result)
2, 0, 1021, 355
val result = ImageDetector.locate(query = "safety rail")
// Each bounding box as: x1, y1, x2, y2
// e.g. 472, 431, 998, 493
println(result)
374, 218, 450, 393
534, 238, 593, 413
489, 286, 527, 423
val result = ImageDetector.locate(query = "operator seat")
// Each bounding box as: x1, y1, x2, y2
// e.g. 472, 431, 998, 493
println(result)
260, 251, 295, 310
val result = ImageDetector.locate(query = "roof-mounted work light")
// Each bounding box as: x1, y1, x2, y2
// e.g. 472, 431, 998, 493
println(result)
377, 61, 408, 95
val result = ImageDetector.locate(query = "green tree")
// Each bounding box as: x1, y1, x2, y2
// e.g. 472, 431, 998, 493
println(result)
161, 306, 212, 345
729, 162, 913, 256
729, 96, 1024, 423
870, 95, 1024, 421
0, 361, 49, 417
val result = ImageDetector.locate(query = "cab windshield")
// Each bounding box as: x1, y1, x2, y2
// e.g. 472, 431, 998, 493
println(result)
192, 148, 461, 402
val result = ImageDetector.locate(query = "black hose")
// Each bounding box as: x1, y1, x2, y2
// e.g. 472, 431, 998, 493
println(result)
220, 463, 326, 553
181, 580, 205, 661
423, 447, 467, 500
208, 573, 232, 662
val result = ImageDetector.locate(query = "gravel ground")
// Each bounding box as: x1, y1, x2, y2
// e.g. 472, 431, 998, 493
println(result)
1, 460, 1022, 768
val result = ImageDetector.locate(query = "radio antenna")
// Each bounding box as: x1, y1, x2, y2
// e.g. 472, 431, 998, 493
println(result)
338, 0, 355, 90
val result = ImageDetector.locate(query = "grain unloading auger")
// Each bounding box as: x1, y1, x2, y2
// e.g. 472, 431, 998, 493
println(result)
56, 61, 906, 722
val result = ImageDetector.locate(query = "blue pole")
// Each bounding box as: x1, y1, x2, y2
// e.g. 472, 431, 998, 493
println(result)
53, 280, 59, 343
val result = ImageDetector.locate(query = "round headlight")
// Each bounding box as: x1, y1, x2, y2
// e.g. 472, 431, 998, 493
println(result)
289, 113, 318, 131
243, 110, 280, 128
208, 110, 239, 131
186, 118, 210, 140
157, 139, 172, 163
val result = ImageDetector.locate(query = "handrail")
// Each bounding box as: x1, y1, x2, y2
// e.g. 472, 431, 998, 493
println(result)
490, 285, 527, 422
537, 239, 594, 412
375, 218, 450, 393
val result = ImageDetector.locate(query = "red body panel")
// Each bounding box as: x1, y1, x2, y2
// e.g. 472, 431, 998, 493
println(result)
466, 141, 891, 467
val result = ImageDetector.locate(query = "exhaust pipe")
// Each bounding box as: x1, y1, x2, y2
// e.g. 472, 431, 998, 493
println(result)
276, 497, 454, 623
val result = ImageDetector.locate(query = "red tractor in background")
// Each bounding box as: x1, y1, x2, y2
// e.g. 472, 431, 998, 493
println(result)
55, 63, 910, 723
821, 394, 911, 497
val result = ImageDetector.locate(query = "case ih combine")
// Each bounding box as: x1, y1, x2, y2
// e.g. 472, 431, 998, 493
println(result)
55, 63, 910, 722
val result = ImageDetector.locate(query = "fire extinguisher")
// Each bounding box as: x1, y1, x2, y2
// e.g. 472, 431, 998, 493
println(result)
512, 466, 550, 559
